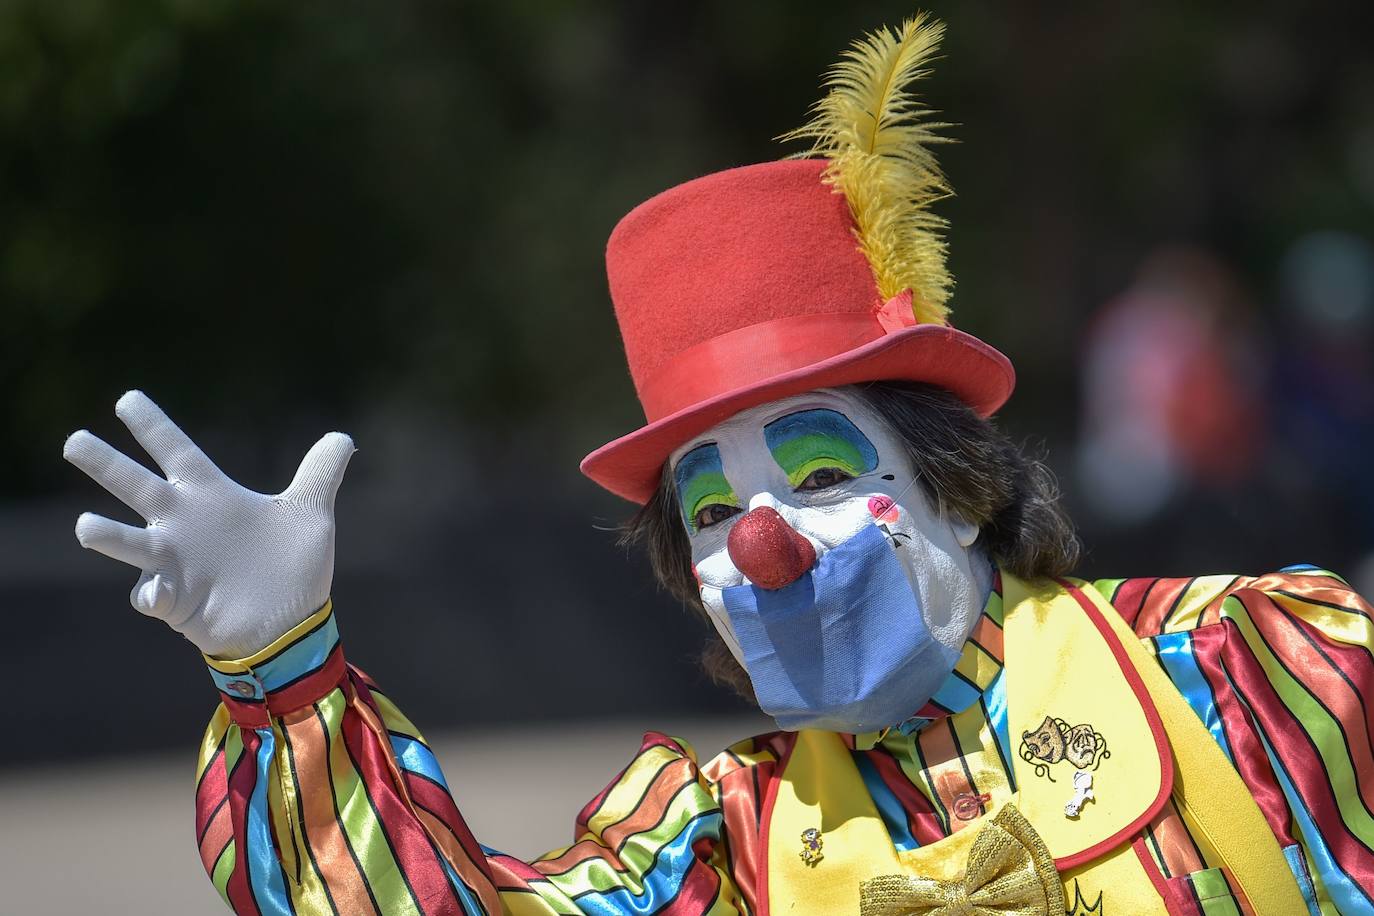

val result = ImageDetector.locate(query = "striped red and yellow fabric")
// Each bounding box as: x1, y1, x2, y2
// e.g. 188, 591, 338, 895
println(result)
197, 602, 741, 915
1091, 566, 1374, 914
193, 566, 1374, 914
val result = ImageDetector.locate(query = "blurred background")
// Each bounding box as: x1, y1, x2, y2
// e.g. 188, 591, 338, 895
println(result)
2, 0, 1373, 911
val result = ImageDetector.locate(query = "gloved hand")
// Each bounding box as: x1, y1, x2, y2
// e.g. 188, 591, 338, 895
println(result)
63, 390, 355, 659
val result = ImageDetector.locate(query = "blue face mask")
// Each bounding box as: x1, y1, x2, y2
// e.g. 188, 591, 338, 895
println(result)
721, 522, 959, 733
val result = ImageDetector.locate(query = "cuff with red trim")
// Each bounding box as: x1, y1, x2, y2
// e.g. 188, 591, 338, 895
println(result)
204, 601, 347, 728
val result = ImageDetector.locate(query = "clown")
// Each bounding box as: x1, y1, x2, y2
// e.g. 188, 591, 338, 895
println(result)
64, 14, 1374, 916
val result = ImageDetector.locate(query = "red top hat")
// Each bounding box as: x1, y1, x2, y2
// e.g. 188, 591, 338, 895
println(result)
579, 16, 1014, 504
580, 158, 1013, 503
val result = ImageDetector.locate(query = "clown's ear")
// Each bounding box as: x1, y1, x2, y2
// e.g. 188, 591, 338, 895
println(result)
951, 516, 979, 548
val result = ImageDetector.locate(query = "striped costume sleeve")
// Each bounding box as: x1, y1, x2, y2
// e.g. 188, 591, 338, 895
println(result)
194, 602, 745, 915
1091, 567, 1374, 915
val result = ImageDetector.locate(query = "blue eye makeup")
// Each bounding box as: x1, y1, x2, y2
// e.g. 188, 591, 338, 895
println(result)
763, 408, 879, 488
674, 443, 740, 531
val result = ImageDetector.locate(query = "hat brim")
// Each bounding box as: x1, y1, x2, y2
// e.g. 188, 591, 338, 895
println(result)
580, 324, 1014, 503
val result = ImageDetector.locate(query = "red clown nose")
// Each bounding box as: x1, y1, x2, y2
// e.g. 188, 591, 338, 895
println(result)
726, 507, 817, 590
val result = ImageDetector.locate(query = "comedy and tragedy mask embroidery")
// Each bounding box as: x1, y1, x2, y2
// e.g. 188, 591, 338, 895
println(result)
1019, 715, 1110, 782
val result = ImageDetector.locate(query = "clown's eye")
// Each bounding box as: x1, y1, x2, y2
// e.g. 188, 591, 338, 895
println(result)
694, 503, 742, 529
796, 467, 853, 491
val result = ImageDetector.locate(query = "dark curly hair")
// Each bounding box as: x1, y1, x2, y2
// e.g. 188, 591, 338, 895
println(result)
620, 381, 1081, 700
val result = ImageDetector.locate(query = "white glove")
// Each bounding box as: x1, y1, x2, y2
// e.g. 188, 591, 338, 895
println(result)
63, 390, 355, 659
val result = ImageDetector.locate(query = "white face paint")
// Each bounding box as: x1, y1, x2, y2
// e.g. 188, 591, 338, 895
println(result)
670, 387, 991, 677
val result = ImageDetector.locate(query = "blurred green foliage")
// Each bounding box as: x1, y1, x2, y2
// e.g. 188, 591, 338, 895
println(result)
2, 0, 1372, 496
3, 0, 1373, 766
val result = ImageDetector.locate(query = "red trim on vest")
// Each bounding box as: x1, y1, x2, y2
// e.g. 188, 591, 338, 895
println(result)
1133, 837, 1200, 915
753, 581, 1174, 908
754, 732, 798, 916
1054, 579, 1175, 871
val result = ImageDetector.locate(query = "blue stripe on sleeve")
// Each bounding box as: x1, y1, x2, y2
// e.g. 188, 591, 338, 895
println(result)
390, 733, 451, 791
927, 671, 982, 716
253, 616, 340, 691
1220, 665, 1373, 914
853, 751, 919, 851
1260, 729, 1370, 913
1152, 632, 1233, 760
247, 727, 296, 915
205, 613, 341, 697
441, 857, 488, 915
1283, 842, 1322, 916
565, 811, 723, 915
983, 670, 1015, 791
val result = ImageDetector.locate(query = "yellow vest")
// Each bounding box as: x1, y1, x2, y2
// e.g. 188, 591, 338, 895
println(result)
762, 575, 1307, 915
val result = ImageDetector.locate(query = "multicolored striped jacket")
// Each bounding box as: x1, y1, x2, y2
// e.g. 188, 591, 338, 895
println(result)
196, 566, 1374, 914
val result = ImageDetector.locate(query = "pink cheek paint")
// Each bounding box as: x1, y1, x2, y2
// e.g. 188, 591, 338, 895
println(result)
868, 495, 900, 523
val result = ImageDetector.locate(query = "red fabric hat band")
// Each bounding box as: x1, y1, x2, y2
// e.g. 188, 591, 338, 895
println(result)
638, 294, 918, 422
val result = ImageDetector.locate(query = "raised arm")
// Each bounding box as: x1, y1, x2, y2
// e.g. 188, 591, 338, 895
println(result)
63, 390, 353, 659
66, 392, 743, 915
194, 612, 742, 915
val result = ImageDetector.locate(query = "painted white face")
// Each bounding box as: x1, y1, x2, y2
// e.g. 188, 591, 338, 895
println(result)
670, 387, 991, 668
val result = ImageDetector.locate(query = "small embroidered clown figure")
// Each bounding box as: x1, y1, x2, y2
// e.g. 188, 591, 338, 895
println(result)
1064, 770, 1095, 819
799, 827, 824, 866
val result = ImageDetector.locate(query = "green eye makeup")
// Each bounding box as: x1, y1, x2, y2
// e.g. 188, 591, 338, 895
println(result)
674, 443, 740, 531
764, 408, 879, 488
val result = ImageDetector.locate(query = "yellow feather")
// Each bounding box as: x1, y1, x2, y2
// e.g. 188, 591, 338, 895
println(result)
780, 13, 954, 324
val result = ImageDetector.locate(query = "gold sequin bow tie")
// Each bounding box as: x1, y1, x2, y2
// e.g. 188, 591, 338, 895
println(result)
859, 806, 1065, 916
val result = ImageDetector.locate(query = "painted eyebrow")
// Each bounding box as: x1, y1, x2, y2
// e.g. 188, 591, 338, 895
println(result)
673, 443, 738, 529
763, 408, 879, 485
